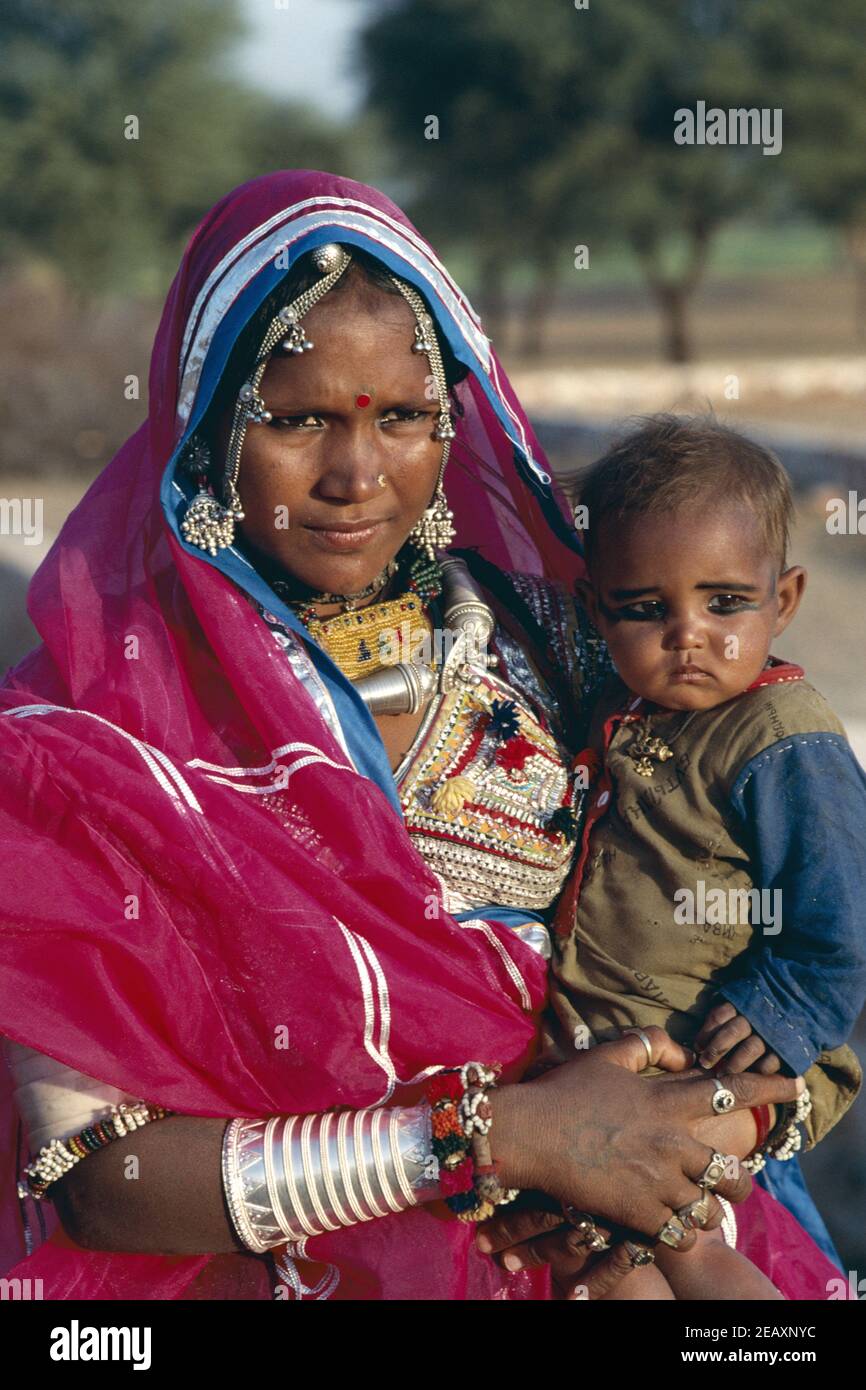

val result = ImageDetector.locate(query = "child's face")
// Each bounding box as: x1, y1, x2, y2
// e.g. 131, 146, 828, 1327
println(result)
580, 499, 806, 711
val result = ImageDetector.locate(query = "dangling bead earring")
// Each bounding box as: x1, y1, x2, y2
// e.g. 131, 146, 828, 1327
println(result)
388, 282, 458, 561
181, 243, 353, 558
409, 480, 456, 563
178, 436, 246, 558
181, 489, 245, 557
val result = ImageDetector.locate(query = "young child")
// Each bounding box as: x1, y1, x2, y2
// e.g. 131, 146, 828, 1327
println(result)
551, 414, 866, 1299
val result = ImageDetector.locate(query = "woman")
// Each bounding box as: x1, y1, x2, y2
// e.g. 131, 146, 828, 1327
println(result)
0, 171, 822, 1300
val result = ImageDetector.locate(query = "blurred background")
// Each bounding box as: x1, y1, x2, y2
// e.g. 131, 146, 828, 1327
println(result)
0, 0, 864, 1278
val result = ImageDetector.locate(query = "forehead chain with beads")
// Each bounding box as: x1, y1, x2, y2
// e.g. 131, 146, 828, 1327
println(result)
222, 244, 456, 529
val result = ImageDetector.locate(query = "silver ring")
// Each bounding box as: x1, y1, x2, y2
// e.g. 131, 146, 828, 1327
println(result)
562, 1207, 611, 1252
656, 1216, 688, 1248
677, 1194, 716, 1229
697, 1151, 728, 1190
711, 1078, 736, 1114
621, 1026, 653, 1067
623, 1239, 655, 1268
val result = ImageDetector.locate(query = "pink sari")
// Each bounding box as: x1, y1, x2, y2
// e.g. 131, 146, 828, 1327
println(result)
0, 170, 841, 1299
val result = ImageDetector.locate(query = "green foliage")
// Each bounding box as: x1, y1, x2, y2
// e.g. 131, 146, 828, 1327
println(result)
0, 0, 349, 293
361, 0, 860, 356
741, 0, 866, 230
363, 1, 776, 264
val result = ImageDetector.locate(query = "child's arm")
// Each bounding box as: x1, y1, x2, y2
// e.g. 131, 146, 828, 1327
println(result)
655, 1226, 783, 1301
704, 732, 866, 1139
694, 997, 782, 1073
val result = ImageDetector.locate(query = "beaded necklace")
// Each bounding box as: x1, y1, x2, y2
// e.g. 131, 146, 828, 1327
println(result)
270, 546, 445, 681
303, 593, 436, 680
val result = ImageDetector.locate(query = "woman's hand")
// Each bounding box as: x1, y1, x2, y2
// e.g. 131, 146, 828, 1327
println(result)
476, 1198, 672, 1300
485, 1026, 802, 1278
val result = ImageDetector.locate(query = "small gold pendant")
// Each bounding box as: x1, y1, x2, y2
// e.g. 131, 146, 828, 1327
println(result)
628, 719, 674, 778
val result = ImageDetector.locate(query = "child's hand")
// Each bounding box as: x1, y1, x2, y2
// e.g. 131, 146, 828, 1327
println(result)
693, 1000, 782, 1074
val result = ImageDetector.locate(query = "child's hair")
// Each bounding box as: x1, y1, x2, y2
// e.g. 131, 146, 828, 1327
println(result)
576, 413, 793, 571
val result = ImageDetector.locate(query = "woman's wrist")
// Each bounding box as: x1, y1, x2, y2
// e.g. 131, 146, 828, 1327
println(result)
693, 1100, 761, 1160
222, 1104, 439, 1253
487, 1083, 544, 1192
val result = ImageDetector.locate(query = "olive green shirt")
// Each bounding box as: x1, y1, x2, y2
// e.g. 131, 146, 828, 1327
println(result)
550, 666, 863, 1146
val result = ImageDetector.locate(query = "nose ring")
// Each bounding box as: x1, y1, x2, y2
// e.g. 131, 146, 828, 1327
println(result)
376, 473, 386, 489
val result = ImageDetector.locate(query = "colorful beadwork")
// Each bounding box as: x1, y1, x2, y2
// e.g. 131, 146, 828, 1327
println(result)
398, 669, 582, 912
259, 566, 606, 921
21, 1102, 171, 1200
427, 1063, 518, 1222
304, 593, 434, 681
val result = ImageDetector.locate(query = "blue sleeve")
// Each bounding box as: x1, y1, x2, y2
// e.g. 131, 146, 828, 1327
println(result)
718, 733, 866, 1074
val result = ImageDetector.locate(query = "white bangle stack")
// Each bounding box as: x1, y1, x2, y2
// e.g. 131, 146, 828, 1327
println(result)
741, 1087, 813, 1174
221, 1105, 440, 1253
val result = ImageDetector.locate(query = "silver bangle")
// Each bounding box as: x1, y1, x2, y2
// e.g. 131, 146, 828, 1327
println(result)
222, 1104, 439, 1252
301, 1114, 341, 1233
319, 1113, 352, 1228
336, 1109, 369, 1223
221, 1117, 285, 1253
284, 1115, 320, 1237
354, 1109, 388, 1219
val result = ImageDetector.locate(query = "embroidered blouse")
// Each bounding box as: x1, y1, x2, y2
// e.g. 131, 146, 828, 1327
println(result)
396, 571, 606, 927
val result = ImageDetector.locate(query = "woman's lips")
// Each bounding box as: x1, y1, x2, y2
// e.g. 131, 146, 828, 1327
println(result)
303, 522, 386, 551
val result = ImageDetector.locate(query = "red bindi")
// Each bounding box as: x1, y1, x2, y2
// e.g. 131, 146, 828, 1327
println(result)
355, 392, 372, 409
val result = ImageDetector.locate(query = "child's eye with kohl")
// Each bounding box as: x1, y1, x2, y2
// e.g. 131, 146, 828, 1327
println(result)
708, 594, 752, 614
618, 600, 666, 621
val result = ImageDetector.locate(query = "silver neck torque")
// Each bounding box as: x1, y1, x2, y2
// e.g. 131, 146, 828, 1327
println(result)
353, 554, 497, 716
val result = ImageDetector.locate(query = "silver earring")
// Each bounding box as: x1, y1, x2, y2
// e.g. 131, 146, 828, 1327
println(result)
409, 483, 456, 562
181, 490, 245, 557
385, 276, 458, 560
178, 437, 245, 557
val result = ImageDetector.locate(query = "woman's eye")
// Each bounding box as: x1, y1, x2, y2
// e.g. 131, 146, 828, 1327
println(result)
270, 414, 323, 430
380, 408, 427, 425
620, 600, 666, 621
708, 594, 747, 613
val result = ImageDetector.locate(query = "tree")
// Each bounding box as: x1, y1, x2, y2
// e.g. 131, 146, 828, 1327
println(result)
0, 0, 350, 294
362, 0, 784, 361
741, 0, 866, 339
361, 0, 608, 344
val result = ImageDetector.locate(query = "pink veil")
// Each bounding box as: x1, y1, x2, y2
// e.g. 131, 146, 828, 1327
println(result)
0, 171, 583, 1300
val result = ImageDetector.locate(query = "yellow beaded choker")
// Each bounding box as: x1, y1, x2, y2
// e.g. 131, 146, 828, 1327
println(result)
304, 592, 436, 681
